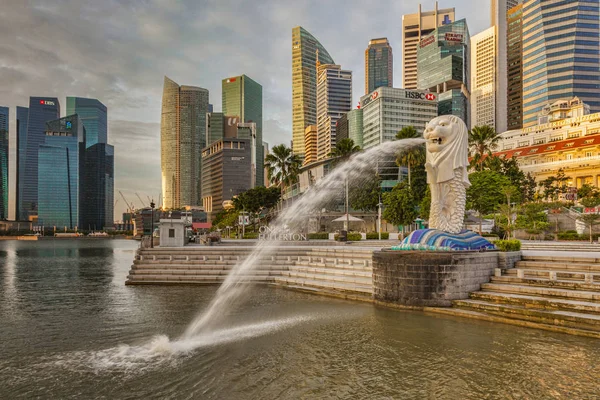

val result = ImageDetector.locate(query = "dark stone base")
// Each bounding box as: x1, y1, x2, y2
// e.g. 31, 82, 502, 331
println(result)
373, 250, 499, 307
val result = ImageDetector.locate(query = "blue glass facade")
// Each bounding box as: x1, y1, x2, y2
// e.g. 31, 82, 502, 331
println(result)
81, 143, 114, 230
38, 115, 85, 229
21, 97, 60, 221
522, 0, 600, 127
0, 106, 8, 220
66, 97, 107, 148
16, 107, 29, 221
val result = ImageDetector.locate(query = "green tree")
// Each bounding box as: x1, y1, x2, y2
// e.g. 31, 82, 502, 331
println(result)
578, 214, 600, 243
232, 186, 281, 214
265, 144, 301, 194
395, 126, 426, 188
349, 173, 381, 212
419, 186, 431, 221
578, 184, 600, 202
468, 125, 500, 171
467, 170, 511, 233
383, 182, 418, 227
540, 168, 570, 201
328, 138, 361, 162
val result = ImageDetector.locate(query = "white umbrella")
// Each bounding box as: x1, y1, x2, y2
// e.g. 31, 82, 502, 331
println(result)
331, 214, 364, 222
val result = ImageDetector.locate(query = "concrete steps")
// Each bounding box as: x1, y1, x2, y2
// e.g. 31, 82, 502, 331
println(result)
521, 243, 600, 252
449, 255, 600, 337
126, 246, 375, 296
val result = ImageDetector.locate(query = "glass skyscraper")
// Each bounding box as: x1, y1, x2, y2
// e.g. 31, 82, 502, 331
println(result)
222, 75, 263, 186
292, 26, 335, 158
38, 115, 85, 229
417, 19, 470, 125
365, 38, 393, 94
336, 109, 364, 149
16, 106, 28, 220
0, 106, 8, 220
507, 3, 524, 130
20, 97, 60, 221
81, 143, 114, 230
66, 97, 107, 148
161, 76, 209, 209
522, 0, 600, 127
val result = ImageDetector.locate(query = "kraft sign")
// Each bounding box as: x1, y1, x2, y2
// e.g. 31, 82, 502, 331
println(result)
405, 92, 436, 101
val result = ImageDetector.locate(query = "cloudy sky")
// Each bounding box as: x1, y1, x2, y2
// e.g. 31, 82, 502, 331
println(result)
1, 0, 490, 219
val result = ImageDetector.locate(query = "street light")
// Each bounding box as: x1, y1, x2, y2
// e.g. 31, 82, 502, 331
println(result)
378, 194, 383, 241
150, 199, 155, 248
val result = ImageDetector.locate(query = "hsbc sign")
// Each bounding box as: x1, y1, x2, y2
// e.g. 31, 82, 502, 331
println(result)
405, 92, 436, 101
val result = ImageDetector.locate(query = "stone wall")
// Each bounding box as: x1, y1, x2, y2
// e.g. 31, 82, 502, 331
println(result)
372, 251, 499, 307
498, 251, 522, 269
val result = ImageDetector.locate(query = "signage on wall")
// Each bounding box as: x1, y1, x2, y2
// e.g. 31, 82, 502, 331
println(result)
419, 35, 435, 48
445, 32, 463, 44
39, 100, 55, 106
405, 92, 436, 101
361, 90, 380, 108
226, 78, 237, 83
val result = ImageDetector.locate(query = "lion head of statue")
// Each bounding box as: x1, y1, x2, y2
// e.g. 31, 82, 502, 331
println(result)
423, 115, 470, 186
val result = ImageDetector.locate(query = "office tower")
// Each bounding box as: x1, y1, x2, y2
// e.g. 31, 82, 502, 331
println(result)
66, 97, 107, 147
292, 26, 335, 157
336, 109, 364, 149
263, 142, 270, 187
360, 87, 438, 150
507, 3, 524, 130
201, 137, 252, 218
365, 38, 393, 94
15, 106, 28, 220
402, 2, 455, 90
0, 107, 7, 220
471, 28, 497, 129
206, 113, 241, 146
304, 125, 318, 165
522, 0, 600, 128
316, 64, 352, 160
161, 76, 209, 209
81, 143, 114, 230
417, 19, 470, 125
208, 104, 214, 113
20, 97, 60, 221
38, 115, 85, 229
222, 75, 263, 186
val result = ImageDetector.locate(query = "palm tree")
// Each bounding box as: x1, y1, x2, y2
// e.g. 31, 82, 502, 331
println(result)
265, 144, 301, 195
328, 138, 361, 163
395, 126, 425, 188
469, 125, 500, 171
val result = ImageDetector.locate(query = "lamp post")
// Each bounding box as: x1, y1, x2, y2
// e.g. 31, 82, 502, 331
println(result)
378, 194, 383, 241
150, 200, 155, 248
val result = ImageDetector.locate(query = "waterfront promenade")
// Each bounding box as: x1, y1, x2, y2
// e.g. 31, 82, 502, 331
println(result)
127, 240, 600, 338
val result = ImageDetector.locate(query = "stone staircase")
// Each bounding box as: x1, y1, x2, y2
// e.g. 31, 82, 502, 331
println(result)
442, 255, 600, 338
127, 246, 374, 299
521, 242, 600, 252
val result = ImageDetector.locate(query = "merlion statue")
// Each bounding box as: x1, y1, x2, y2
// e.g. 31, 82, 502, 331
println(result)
423, 115, 470, 234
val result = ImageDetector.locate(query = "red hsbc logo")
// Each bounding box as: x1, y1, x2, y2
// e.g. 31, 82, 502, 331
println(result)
371, 91, 378, 100
39, 100, 55, 106
406, 91, 436, 101
425, 93, 436, 101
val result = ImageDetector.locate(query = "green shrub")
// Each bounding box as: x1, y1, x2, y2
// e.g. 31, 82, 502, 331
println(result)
308, 232, 329, 240
557, 232, 580, 240
334, 232, 362, 241
544, 234, 555, 241
366, 232, 390, 240
495, 239, 521, 252
242, 232, 258, 239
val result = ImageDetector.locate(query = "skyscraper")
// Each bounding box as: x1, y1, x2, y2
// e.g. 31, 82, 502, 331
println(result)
292, 26, 335, 158
20, 97, 60, 220
365, 38, 393, 94
38, 115, 85, 229
303, 125, 318, 165
15, 106, 28, 220
507, 3, 524, 130
161, 76, 209, 209
417, 19, 470, 125
0, 106, 8, 220
316, 64, 352, 161
471, 28, 497, 129
522, 0, 600, 128
66, 97, 107, 148
81, 143, 114, 230
402, 2, 455, 90
222, 75, 263, 186
336, 109, 364, 149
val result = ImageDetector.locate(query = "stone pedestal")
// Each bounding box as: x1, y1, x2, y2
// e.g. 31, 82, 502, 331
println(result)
372, 250, 499, 307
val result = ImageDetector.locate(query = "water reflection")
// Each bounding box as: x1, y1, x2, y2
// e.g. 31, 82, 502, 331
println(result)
0, 240, 599, 399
